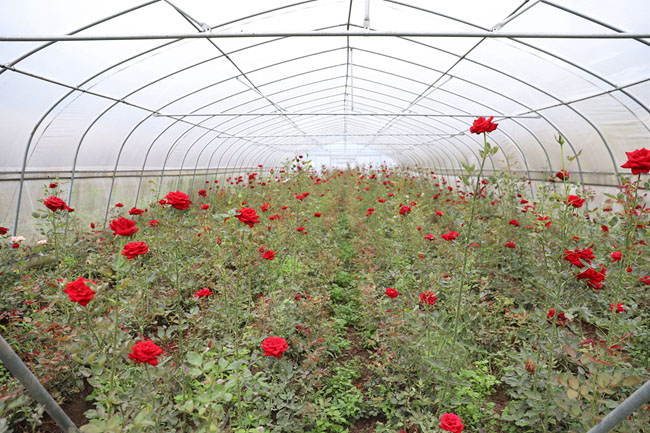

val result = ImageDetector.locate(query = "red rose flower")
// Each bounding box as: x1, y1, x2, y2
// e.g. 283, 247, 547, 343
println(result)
314, 212, 322, 217
165, 191, 192, 210
566, 195, 585, 208
194, 287, 212, 298
12, 243, 20, 248
63, 277, 95, 307
440, 413, 464, 433
0, 227, 8, 235
576, 266, 607, 289
235, 207, 260, 227
640, 275, 650, 285
564, 247, 594, 268
621, 148, 650, 174
601, 225, 609, 232
399, 205, 412, 215
49, 182, 58, 188
198, 189, 207, 197
297, 227, 305, 232
122, 241, 148, 259
262, 250, 275, 260
436, 211, 445, 216
201, 204, 210, 210
44, 196, 68, 212
420, 291, 437, 305
441, 231, 459, 241
261, 203, 270, 212
610, 251, 622, 262
505, 241, 516, 248
129, 207, 145, 216
149, 220, 160, 227
425, 234, 434, 240
128, 340, 163, 366
115, 203, 124, 208
385, 287, 399, 299
261, 336, 288, 358
470, 116, 498, 134
610, 303, 625, 313
555, 169, 569, 180
509, 219, 520, 227
547, 308, 568, 327
110, 217, 138, 237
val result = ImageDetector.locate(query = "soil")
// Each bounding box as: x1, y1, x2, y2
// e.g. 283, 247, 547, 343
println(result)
350, 415, 387, 433
13, 381, 91, 433
487, 384, 511, 433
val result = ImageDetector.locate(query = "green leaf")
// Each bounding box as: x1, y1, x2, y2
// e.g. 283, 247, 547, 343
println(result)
80, 423, 106, 433
568, 375, 579, 390
621, 376, 643, 387
562, 345, 576, 359
186, 351, 202, 366
568, 149, 582, 162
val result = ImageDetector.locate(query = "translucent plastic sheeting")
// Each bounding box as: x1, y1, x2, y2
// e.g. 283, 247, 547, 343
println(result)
1, 0, 650, 235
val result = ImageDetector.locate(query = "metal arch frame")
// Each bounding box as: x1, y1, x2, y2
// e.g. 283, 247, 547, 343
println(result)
151, 70, 456, 189
218, 98, 464, 179
380, 2, 650, 181
205, 95, 468, 179
346, 62, 553, 173
351, 46, 580, 182
7, 0, 331, 234
151, 38, 557, 186
81, 48, 347, 225
4, 5, 648, 234
345, 72, 519, 174
165, 1, 326, 149
4, 31, 650, 41
10, 25, 584, 184
180, 59, 512, 174
224, 107, 451, 174
145, 60, 349, 197
5, 37, 564, 221
5, 34, 588, 191
146, 63, 351, 201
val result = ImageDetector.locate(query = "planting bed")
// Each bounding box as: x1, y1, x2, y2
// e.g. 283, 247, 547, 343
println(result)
1, 154, 649, 433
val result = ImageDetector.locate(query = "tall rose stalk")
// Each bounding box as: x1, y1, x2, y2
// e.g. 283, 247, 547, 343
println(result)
610, 149, 649, 344
439, 117, 499, 405
542, 134, 574, 431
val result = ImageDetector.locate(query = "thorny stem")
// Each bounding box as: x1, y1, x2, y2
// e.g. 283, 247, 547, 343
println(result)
608, 173, 641, 345
439, 131, 490, 405
542, 136, 573, 432
107, 236, 125, 417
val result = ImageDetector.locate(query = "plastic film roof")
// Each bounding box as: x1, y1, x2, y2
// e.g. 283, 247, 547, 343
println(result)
1, 0, 650, 232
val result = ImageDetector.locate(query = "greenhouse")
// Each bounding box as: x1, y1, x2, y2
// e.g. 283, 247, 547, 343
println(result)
0, 1, 649, 432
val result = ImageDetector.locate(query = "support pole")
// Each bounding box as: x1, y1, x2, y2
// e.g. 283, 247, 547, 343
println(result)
586, 380, 650, 433
0, 334, 79, 433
